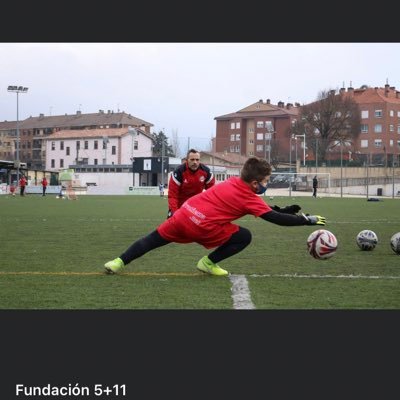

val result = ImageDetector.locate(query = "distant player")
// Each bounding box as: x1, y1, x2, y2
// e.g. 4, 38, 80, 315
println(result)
167, 148, 215, 218
41, 177, 48, 196
104, 157, 326, 276
19, 176, 27, 196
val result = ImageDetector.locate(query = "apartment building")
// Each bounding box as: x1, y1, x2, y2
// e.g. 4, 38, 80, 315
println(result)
44, 127, 154, 170
214, 99, 299, 163
2, 110, 153, 170
0, 120, 16, 160
341, 84, 400, 164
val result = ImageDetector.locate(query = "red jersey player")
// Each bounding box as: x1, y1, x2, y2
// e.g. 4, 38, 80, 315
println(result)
104, 157, 326, 276
167, 149, 215, 218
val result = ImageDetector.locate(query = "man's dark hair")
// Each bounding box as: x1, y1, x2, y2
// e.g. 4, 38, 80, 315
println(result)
186, 149, 199, 158
240, 157, 272, 183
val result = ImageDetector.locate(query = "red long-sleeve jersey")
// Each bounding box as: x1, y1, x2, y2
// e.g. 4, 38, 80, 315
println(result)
168, 162, 215, 213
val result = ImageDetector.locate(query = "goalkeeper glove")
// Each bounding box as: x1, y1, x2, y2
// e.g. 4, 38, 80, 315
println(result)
167, 209, 174, 219
302, 213, 326, 226
272, 204, 301, 214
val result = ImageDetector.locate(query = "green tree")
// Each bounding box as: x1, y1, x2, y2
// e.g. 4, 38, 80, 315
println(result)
152, 130, 175, 157
292, 89, 361, 163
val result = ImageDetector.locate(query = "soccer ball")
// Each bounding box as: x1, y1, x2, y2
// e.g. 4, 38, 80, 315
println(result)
390, 232, 400, 255
307, 229, 338, 260
356, 230, 378, 251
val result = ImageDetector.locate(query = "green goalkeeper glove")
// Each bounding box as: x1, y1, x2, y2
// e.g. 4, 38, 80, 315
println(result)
302, 213, 326, 226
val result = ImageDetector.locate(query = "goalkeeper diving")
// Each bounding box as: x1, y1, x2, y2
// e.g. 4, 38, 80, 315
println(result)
104, 157, 325, 276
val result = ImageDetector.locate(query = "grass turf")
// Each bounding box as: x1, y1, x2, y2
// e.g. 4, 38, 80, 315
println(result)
1, 194, 399, 309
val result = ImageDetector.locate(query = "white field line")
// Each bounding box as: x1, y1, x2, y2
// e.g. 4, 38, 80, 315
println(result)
229, 274, 255, 310
249, 273, 400, 280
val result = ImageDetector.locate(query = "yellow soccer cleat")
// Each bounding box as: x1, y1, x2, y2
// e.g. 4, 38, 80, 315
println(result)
104, 257, 124, 274
196, 256, 229, 276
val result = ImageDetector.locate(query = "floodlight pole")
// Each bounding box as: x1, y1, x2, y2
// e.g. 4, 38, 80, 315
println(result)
7, 85, 29, 184
161, 131, 165, 187
340, 140, 343, 198
289, 134, 293, 197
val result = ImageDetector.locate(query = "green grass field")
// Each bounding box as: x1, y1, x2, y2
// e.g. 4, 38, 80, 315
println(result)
1, 193, 399, 309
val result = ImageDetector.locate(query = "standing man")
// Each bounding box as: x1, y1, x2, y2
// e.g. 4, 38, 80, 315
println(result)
312, 175, 318, 198
159, 182, 165, 197
167, 149, 215, 218
41, 176, 48, 196
19, 175, 27, 196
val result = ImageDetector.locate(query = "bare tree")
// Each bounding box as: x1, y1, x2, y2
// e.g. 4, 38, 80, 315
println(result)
293, 89, 361, 163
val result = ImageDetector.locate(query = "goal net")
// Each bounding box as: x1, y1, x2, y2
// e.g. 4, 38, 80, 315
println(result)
268, 172, 331, 197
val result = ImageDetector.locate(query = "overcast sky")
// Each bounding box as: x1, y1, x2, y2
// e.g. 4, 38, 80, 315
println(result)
1, 43, 400, 151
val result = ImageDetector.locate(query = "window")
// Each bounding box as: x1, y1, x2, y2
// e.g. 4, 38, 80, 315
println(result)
84, 141, 88, 150
235, 122, 240, 129
398, 111, 400, 118
248, 127, 254, 133
256, 121, 264, 128
230, 134, 235, 141
230, 145, 235, 152
249, 139, 254, 144
374, 139, 382, 148
398, 140, 400, 148
256, 133, 264, 141
60, 159, 64, 168
235, 145, 240, 153
398, 125, 400, 134
361, 124, 368, 133
134, 141, 138, 150
66, 147, 70, 156
103, 141, 107, 149
374, 124, 382, 133
361, 140, 368, 148
256, 144, 263, 152
230, 122, 235, 129
94, 159, 98, 165
111, 145, 116, 155
94, 140, 98, 150
235, 134, 240, 141
60, 141, 64, 150
390, 110, 394, 117
51, 159, 55, 168
375, 110, 382, 118
390, 125, 394, 132
51, 141, 55, 150
390, 140, 394, 147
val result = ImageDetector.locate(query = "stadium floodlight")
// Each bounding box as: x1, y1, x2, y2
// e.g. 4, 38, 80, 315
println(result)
7, 85, 29, 184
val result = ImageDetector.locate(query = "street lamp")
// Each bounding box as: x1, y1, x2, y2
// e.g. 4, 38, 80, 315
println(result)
7, 85, 29, 184
265, 121, 274, 163
295, 134, 306, 166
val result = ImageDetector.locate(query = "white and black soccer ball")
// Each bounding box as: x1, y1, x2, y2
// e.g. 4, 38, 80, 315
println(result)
307, 229, 338, 260
390, 232, 400, 255
356, 230, 378, 251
